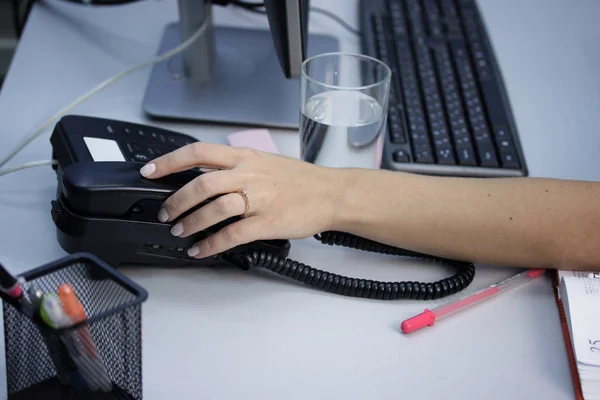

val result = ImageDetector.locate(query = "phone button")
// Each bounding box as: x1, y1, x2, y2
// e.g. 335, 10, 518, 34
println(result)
133, 153, 149, 162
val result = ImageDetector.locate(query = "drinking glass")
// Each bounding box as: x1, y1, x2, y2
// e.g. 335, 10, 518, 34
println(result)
300, 52, 391, 169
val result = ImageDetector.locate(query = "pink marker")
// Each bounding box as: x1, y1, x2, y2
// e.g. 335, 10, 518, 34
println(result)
400, 268, 546, 334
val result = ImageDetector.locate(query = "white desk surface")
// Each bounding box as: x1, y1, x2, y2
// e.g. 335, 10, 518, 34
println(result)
1, 0, 599, 399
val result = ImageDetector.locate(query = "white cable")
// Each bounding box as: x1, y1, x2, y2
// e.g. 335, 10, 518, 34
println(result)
0, 159, 58, 177
0, 6, 211, 169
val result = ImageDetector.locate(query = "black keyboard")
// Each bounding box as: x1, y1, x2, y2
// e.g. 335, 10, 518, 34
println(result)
360, 0, 527, 177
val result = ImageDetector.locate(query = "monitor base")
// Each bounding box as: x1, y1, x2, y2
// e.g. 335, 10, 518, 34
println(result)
142, 23, 339, 130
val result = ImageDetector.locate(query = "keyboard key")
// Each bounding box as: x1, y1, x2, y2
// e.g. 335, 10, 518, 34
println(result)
414, 146, 434, 163
454, 135, 472, 146
372, 15, 386, 37
463, 18, 479, 41
474, 131, 491, 142
457, 146, 477, 166
497, 138, 512, 149
436, 147, 455, 165
411, 132, 429, 145
433, 135, 450, 147
393, 149, 410, 163
500, 149, 520, 169
389, 121, 406, 144
494, 125, 510, 139
445, 19, 462, 37
476, 142, 499, 167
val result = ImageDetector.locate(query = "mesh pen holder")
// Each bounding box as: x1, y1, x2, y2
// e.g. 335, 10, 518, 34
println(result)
1, 253, 148, 400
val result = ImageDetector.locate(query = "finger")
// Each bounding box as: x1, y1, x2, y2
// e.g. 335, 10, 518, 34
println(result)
169, 192, 246, 238
158, 170, 248, 222
140, 142, 244, 178
187, 217, 263, 259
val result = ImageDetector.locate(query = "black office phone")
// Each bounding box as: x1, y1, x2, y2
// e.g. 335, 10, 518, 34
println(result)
49, 115, 476, 301
49, 115, 290, 268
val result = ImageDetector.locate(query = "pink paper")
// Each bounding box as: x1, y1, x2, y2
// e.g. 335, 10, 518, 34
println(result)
227, 129, 280, 154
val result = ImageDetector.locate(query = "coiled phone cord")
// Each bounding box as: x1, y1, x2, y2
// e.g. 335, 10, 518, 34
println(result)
240, 231, 476, 300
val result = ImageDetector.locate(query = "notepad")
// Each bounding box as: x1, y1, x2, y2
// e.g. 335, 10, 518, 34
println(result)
558, 270, 595, 287
558, 273, 600, 400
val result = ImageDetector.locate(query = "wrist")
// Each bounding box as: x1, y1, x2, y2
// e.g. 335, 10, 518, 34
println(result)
328, 168, 371, 232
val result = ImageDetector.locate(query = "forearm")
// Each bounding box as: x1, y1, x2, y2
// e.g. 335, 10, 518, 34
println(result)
331, 169, 600, 270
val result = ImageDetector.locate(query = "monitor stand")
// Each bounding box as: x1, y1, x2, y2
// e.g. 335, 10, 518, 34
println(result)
142, 1, 339, 130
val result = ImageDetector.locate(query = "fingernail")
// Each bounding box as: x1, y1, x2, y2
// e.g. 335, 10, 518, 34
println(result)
170, 223, 183, 237
187, 246, 200, 257
140, 163, 156, 177
157, 208, 169, 222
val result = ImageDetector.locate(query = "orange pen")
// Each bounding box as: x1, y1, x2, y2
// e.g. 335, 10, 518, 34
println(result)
58, 283, 112, 391
58, 283, 96, 357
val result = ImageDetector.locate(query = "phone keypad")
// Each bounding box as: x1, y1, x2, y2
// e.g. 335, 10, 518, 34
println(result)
117, 124, 197, 163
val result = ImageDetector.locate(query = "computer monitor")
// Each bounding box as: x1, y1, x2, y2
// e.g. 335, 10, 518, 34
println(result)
141, 0, 339, 129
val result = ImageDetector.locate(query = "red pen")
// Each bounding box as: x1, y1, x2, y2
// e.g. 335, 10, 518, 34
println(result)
400, 268, 546, 334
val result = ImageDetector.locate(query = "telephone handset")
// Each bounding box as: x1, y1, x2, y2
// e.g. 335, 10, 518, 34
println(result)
50, 115, 476, 300
60, 160, 228, 225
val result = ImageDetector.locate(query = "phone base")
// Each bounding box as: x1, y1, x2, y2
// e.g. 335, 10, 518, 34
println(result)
50, 194, 291, 270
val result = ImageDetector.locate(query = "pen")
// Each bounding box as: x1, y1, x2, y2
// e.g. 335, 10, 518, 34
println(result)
400, 269, 547, 334
40, 293, 103, 391
58, 283, 112, 391
0, 262, 35, 319
0, 261, 22, 299
27, 286, 75, 386
58, 284, 96, 356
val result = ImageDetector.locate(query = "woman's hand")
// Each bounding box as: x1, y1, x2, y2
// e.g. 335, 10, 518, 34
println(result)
139, 142, 343, 259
